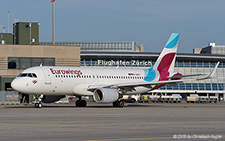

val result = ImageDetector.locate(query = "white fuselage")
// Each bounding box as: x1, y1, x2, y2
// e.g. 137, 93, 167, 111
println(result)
11, 66, 156, 96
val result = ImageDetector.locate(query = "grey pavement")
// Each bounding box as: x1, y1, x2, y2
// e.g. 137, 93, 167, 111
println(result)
0, 102, 225, 141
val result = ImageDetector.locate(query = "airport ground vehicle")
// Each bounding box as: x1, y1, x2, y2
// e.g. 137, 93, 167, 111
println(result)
187, 94, 219, 103
138, 94, 182, 103
120, 95, 139, 103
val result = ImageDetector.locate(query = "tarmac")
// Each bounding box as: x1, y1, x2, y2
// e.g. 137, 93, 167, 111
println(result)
0, 102, 225, 141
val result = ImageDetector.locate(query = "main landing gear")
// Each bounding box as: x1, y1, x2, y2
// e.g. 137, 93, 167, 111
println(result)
113, 91, 125, 108
113, 100, 125, 108
75, 96, 87, 107
34, 94, 43, 108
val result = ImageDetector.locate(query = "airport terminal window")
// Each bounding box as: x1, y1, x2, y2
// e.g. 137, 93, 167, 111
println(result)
173, 84, 179, 90
32, 58, 43, 66
178, 83, 186, 90
186, 83, 191, 90
218, 83, 224, 90
197, 62, 203, 67
199, 83, 205, 90
177, 62, 183, 67
20, 58, 31, 69
205, 83, 211, 90
8, 57, 55, 69
193, 83, 198, 90
218, 63, 223, 68
184, 62, 190, 67
204, 62, 209, 68
210, 63, 216, 68
212, 84, 218, 90
166, 83, 224, 91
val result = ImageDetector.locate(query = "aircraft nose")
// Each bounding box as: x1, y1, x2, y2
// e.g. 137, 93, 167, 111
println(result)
11, 79, 20, 91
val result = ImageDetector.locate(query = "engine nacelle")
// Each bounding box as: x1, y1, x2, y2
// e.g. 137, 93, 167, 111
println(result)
42, 95, 65, 103
93, 88, 119, 103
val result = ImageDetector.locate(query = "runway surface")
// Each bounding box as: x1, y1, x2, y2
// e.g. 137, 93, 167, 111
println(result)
0, 102, 225, 141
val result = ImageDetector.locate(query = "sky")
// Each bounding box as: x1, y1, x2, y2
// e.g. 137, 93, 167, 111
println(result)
1, 0, 225, 53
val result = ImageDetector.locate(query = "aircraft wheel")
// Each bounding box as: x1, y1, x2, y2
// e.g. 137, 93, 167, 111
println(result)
80, 100, 87, 107
76, 100, 81, 107
38, 103, 42, 108
35, 103, 42, 108
118, 101, 125, 107
113, 101, 125, 108
76, 100, 87, 107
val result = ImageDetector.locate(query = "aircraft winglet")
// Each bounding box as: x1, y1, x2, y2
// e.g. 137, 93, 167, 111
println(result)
197, 61, 220, 80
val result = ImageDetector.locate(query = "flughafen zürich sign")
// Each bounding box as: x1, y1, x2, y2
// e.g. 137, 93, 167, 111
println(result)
97, 59, 153, 67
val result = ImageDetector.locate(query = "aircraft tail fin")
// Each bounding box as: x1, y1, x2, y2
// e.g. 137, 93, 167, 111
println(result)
152, 33, 179, 73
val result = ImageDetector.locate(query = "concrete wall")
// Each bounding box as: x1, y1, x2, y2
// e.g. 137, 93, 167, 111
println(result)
0, 44, 80, 76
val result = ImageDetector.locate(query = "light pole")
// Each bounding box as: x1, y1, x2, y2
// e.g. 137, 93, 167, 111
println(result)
51, 0, 55, 45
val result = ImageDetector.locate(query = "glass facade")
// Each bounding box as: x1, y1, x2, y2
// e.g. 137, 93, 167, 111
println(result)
8, 57, 55, 69
40, 41, 136, 52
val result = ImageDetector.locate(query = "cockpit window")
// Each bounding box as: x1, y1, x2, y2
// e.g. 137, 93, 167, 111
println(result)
17, 73, 22, 77
27, 73, 33, 78
19, 73, 37, 78
32, 73, 37, 78
20, 73, 28, 77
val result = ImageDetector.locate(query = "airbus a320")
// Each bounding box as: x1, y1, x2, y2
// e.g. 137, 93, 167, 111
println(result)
11, 33, 219, 108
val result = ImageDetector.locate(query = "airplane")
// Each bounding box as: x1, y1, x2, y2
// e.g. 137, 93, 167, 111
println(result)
11, 33, 220, 108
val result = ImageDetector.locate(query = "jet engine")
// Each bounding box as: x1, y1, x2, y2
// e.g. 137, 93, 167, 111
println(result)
93, 88, 119, 103
42, 95, 66, 103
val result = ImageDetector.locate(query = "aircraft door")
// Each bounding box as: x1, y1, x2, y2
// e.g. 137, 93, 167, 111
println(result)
42, 68, 52, 84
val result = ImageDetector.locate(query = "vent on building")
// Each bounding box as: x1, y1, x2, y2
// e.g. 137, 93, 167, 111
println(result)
0, 40, 5, 44
209, 43, 215, 47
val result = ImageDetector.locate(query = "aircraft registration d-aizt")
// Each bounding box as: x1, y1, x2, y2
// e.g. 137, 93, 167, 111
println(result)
11, 33, 219, 108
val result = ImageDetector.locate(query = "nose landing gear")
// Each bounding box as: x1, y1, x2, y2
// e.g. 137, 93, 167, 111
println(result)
34, 94, 43, 108
35, 103, 43, 108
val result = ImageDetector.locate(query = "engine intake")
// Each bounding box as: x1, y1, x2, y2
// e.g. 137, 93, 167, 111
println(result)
93, 88, 119, 103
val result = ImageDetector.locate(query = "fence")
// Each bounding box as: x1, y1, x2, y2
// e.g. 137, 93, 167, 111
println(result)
0, 91, 19, 102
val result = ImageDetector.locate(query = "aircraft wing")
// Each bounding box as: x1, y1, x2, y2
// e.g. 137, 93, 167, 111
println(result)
88, 62, 220, 91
